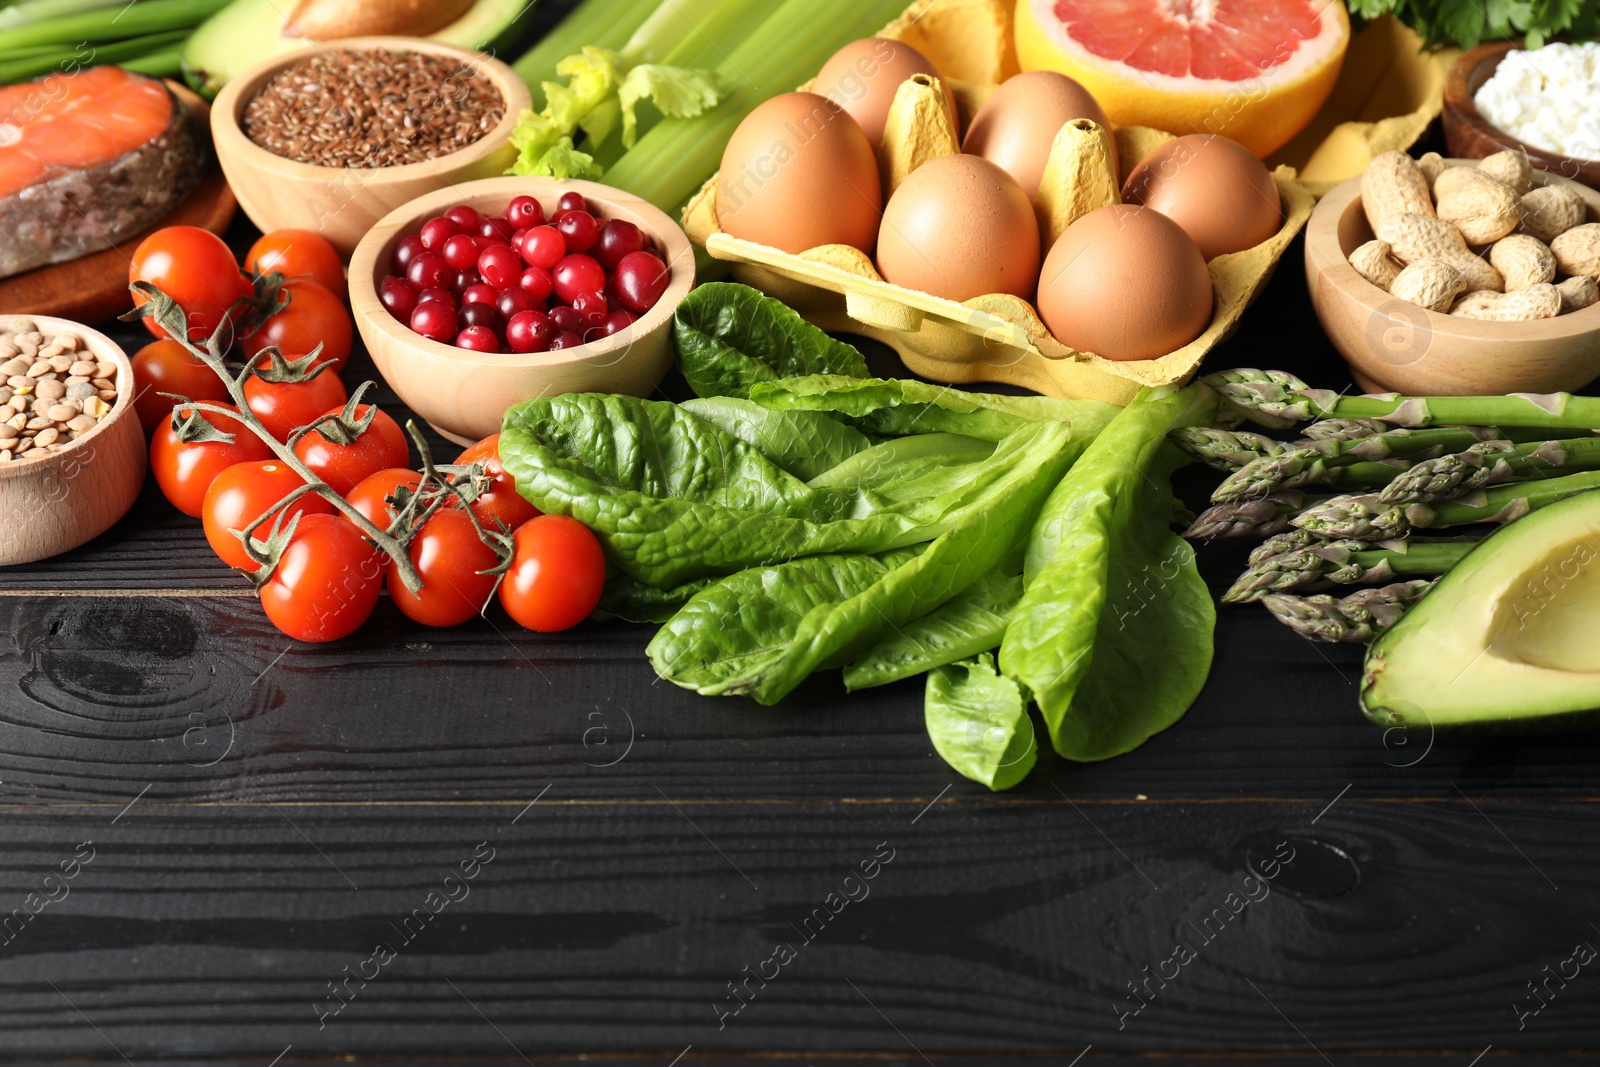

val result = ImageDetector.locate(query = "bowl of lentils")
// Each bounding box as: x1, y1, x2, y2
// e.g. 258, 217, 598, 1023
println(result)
210, 37, 531, 260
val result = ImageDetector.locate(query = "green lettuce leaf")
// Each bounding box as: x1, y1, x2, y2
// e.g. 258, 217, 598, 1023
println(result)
999, 385, 1218, 761
925, 654, 1036, 791
844, 569, 1022, 690
807, 433, 994, 493
750, 375, 1119, 442
647, 420, 1080, 704
673, 283, 869, 399
678, 396, 871, 481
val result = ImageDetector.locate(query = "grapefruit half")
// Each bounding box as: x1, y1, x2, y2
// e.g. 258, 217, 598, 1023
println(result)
1015, 0, 1349, 158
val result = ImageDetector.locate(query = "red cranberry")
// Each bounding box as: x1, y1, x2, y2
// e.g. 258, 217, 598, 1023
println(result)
410, 301, 456, 343
556, 210, 598, 253
497, 287, 541, 319
570, 290, 609, 330
600, 309, 638, 337
506, 309, 555, 354
442, 234, 480, 271
461, 282, 499, 307
518, 226, 566, 271
550, 330, 586, 350
416, 287, 455, 308
448, 269, 480, 297
456, 325, 501, 352
556, 192, 587, 214
478, 244, 524, 290
406, 251, 450, 290
479, 216, 515, 244
444, 205, 481, 231
459, 302, 503, 332
548, 305, 581, 334
552, 254, 606, 305
517, 266, 553, 303
594, 219, 646, 269
379, 276, 417, 320
505, 195, 544, 229
420, 216, 459, 250
392, 235, 425, 274
614, 250, 670, 313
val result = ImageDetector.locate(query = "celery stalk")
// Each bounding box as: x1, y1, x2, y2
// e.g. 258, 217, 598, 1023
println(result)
512, 0, 656, 108
0, 0, 229, 51
602, 0, 917, 213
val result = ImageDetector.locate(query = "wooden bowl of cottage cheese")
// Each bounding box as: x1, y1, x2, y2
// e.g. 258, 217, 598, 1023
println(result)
1444, 41, 1600, 190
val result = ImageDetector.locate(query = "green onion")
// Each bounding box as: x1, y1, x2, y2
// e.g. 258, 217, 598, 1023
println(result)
0, 0, 229, 52
0, 27, 188, 83
0, 0, 129, 32
119, 41, 182, 77
601, 0, 915, 213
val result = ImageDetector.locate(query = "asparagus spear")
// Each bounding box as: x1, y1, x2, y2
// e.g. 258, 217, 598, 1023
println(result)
1185, 491, 1312, 540
1378, 437, 1600, 504
1225, 539, 1473, 602
1170, 426, 1284, 472
1299, 418, 1393, 443
1261, 581, 1437, 643
1204, 368, 1600, 431
1213, 426, 1517, 503
1293, 469, 1600, 540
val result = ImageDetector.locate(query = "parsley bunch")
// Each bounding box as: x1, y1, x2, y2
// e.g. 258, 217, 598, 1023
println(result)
1348, 0, 1600, 49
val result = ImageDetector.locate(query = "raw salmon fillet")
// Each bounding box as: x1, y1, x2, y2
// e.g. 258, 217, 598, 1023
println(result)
0, 66, 202, 278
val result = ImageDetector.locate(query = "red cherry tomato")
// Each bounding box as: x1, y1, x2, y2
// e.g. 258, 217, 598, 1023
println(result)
454, 434, 538, 532
149, 404, 274, 517
387, 507, 500, 627
129, 339, 231, 435
499, 514, 604, 632
347, 467, 424, 530
201, 460, 331, 571
244, 229, 345, 296
258, 513, 383, 642
292, 403, 409, 494
130, 226, 252, 344
242, 279, 353, 373
242, 361, 348, 442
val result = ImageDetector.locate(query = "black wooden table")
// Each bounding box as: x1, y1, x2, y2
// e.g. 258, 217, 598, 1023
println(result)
4, 12, 1600, 1064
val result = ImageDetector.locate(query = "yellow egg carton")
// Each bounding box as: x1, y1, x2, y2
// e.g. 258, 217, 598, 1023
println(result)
682, 0, 1316, 404
681, 0, 1446, 404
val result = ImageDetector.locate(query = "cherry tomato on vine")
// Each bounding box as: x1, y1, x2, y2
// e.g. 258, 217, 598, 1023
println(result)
130, 226, 252, 344
387, 507, 500, 627
245, 229, 345, 295
258, 513, 383, 642
347, 467, 424, 529
499, 514, 605, 632
242, 279, 353, 373
149, 404, 273, 517
129, 339, 232, 434
242, 361, 348, 442
201, 460, 330, 571
453, 434, 538, 532
291, 403, 408, 494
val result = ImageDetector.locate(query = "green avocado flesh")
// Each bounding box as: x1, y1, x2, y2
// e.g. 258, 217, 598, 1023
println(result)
1361, 490, 1600, 729
181, 0, 529, 98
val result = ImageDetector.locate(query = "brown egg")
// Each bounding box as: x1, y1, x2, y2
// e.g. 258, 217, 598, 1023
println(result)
1122, 134, 1282, 259
876, 154, 1040, 302
716, 92, 882, 254
962, 70, 1115, 195
1037, 205, 1212, 361
813, 37, 957, 148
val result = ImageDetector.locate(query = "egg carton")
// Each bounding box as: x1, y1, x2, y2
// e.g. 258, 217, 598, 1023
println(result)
680, 0, 1314, 404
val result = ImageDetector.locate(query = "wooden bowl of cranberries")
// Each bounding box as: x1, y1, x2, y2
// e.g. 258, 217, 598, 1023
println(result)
349, 176, 695, 445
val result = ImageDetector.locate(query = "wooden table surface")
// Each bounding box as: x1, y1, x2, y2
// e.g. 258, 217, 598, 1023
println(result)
3, 13, 1600, 1067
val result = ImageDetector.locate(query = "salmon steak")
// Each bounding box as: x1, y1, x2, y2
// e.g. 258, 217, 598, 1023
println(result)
0, 66, 203, 279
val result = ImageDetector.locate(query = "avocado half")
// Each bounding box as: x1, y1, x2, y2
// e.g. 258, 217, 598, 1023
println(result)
181, 0, 531, 98
1362, 490, 1600, 730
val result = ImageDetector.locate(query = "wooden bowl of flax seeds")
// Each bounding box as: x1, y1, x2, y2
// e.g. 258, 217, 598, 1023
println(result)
211, 37, 531, 260
0, 316, 144, 566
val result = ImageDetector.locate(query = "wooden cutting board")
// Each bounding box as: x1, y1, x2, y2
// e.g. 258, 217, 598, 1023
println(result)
0, 83, 238, 328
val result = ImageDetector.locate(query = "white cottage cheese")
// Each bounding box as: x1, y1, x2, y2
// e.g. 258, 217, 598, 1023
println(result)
1474, 42, 1600, 160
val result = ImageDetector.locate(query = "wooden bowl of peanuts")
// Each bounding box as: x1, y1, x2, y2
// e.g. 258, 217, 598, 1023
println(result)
1305, 152, 1600, 396
210, 37, 532, 261
0, 316, 145, 567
